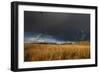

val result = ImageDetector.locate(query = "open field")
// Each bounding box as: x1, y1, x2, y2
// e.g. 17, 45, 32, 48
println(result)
24, 43, 90, 62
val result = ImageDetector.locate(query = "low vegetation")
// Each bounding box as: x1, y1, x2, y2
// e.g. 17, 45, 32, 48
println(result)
24, 42, 90, 62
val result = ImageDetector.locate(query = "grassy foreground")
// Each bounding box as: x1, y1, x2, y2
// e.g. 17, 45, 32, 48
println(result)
24, 43, 90, 62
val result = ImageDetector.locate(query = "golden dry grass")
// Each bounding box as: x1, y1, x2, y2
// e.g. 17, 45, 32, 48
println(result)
24, 43, 90, 62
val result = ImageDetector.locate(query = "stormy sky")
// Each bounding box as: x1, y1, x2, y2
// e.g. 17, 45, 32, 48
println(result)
24, 11, 90, 41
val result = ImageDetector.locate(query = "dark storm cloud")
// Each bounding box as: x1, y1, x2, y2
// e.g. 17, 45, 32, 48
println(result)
24, 11, 90, 41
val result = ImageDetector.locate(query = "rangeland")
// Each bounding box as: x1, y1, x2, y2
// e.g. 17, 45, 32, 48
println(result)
24, 42, 90, 62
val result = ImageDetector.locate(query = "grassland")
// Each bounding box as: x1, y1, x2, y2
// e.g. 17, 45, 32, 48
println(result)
24, 42, 90, 62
